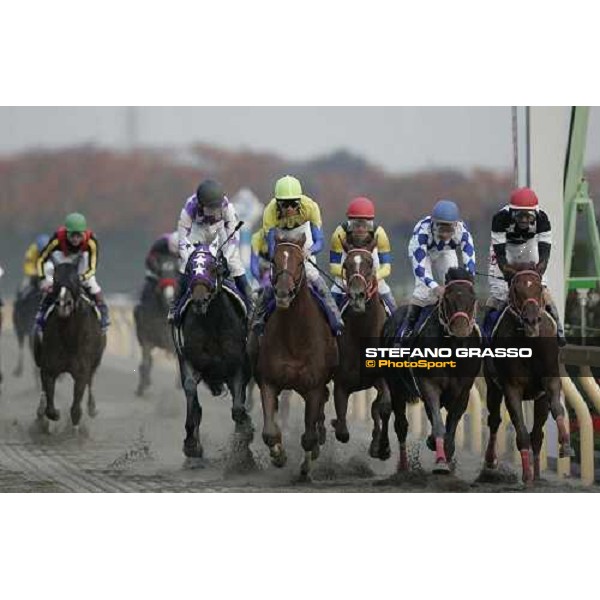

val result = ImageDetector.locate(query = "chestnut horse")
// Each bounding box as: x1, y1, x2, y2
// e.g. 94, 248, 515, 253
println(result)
484, 263, 571, 483
250, 231, 338, 480
330, 237, 392, 456
378, 268, 481, 473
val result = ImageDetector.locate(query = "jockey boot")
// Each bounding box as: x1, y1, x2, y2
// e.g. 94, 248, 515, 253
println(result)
546, 299, 567, 347
332, 292, 345, 310
234, 274, 255, 316
34, 292, 53, 336
380, 291, 398, 315
251, 285, 274, 335
94, 292, 111, 331
402, 303, 422, 339
168, 272, 187, 323
311, 276, 344, 336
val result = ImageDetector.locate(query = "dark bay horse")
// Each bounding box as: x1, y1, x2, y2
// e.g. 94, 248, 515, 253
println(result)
33, 263, 106, 426
484, 263, 571, 483
174, 244, 252, 459
133, 255, 178, 396
330, 237, 392, 453
12, 284, 42, 380
249, 232, 338, 480
378, 268, 481, 473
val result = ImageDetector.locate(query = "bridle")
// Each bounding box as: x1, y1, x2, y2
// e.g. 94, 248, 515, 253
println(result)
343, 248, 377, 300
438, 279, 477, 334
272, 241, 306, 301
508, 269, 542, 322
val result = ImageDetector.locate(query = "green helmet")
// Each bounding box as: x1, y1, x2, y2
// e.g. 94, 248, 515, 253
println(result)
274, 175, 302, 200
65, 212, 87, 233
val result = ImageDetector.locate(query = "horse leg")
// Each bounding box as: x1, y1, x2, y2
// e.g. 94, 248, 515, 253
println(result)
504, 390, 532, 483
261, 382, 286, 467
391, 383, 409, 471
422, 388, 449, 473
369, 391, 383, 458
300, 387, 323, 480
70, 375, 87, 427
332, 383, 350, 443
531, 396, 550, 481
228, 367, 253, 434
317, 386, 327, 446
372, 380, 392, 460
13, 336, 24, 377
87, 379, 98, 418
485, 383, 503, 469
135, 344, 152, 396
546, 377, 573, 458
42, 371, 60, 421
181, 359, 203, 458
444, 391, 469, 466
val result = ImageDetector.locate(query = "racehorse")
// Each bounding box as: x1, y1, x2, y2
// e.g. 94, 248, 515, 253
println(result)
12, 283, 42, 380
483, 263, 571, 483
173, 243, 252, 459
133, 254, 178, 396
33, 262, 106, 426
330, 236, 392, 452
378, 267, 481, 473
249, 231, 338, 480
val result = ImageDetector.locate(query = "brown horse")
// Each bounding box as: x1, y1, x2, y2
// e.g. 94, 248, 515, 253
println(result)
250, 231, 338, 480
330, 238, 392, 455
379, 268, 481, 473
484, 263, 571, 483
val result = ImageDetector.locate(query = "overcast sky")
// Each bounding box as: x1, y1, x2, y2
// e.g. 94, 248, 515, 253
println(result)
1, 107, 600, 173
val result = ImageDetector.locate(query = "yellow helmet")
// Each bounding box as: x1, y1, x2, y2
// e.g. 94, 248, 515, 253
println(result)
274, 175, 302, 200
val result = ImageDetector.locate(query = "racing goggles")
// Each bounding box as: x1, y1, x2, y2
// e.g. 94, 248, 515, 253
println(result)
512, 210, 536, 224
347, 219, 374, 232
277, 198, 301, 210
432, 221, 456, 235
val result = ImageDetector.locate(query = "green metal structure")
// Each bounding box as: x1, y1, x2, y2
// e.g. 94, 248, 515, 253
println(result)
564, 107, 600, 294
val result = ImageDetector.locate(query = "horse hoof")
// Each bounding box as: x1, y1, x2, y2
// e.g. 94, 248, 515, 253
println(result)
183, 441, 203, 458
311, 445, 320, 460
298, 470, 312, 483
88, 404, 98, 419
270, 444, 287, 468
432, 460, 451, 475
45, 408, 60, 421
332, 419, 350, 443
378, 444, 391, 461
135, 387, 144, 397
36, 405, 46, 420
484, 459, 498, 470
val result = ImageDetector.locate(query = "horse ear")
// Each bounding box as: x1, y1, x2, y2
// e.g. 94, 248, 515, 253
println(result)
275, 232, 283, 244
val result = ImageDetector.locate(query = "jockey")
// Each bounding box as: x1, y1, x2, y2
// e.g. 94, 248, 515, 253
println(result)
403, 199, 476, 338
251, 175, 344, 335
35, 213, 110, 332
141, 231, 179, 304
168, 179, 253, 322
329, 196, 397, 314
484, 187, 566, 346
19, 233, 50, 297
250, 229, 271, 288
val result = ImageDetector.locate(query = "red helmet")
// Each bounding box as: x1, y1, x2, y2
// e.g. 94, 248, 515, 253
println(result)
347, 197, 375, 219
509, 187, 539, 210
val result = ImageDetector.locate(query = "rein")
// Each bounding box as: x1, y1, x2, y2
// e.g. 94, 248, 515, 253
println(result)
272, 242, 306, 300
343, 248, 377, 301
507, 269, 543, 322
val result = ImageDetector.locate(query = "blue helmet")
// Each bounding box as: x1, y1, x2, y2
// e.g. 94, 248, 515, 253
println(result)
35, 234, 50, 252
432, 199, 459, 223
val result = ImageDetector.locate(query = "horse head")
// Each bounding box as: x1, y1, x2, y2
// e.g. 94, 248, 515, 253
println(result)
188, 245, 219, 316
272, 230, 306, 309
52, 262, 82, 319
342, 236, 377, 313
440, 267, 477, 337
507, 262, 543, 337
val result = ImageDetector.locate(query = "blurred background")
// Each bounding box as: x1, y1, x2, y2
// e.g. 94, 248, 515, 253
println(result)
2, 107, 600, 301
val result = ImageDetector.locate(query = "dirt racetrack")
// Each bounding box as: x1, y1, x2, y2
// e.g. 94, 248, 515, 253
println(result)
0, 330, 596, 493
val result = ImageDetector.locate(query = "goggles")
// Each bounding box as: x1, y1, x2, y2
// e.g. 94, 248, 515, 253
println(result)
203, 205, 223, 224
277, 198, 301, 210
347, 219, 374, 232
512, 210, 536, 223
432, 221, 456, 234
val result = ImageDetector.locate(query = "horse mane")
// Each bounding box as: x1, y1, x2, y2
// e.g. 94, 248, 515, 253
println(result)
53, 262, 81, 293
445, 267, 474, 284
276, 229, 305, 246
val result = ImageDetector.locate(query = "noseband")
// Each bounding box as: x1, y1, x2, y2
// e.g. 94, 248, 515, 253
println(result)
439, 279, 476, 333
344, 248, 376, 300
272, 242, 306, 300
